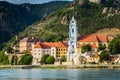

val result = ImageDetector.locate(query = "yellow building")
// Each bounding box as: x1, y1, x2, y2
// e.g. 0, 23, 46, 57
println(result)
55, 42, 68, 61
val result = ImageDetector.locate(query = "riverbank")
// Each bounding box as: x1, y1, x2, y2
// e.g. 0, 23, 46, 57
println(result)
1, 64, 120, 69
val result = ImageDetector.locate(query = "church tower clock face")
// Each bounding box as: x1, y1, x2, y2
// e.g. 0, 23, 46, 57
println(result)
67, 16, 78, 62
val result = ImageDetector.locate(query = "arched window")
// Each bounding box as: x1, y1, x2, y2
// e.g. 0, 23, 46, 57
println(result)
72, 29, 74, 33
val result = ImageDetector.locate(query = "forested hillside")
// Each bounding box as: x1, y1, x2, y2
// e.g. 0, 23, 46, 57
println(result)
0, 1, 70, 49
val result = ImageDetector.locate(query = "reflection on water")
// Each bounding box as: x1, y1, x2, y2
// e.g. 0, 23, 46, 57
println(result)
0, 69, 120, 80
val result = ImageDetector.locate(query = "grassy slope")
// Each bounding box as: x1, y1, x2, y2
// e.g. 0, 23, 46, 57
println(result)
19, 1, 120, 42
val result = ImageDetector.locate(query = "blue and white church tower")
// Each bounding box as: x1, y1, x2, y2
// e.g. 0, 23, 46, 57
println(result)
67, 16, 78, 64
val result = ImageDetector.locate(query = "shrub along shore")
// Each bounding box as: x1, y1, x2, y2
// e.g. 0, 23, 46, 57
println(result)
1, 64, 120, 69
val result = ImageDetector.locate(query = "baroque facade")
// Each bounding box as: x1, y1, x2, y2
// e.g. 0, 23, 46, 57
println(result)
67, 16, 78, 64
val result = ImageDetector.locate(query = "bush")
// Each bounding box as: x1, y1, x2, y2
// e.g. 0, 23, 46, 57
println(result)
0, 51, 9, 65
81, 44, 91, 53
19, 54, 33, 65
11, 55, 18, 65
41, 54, 50, 64
2, 56, 9, 65
60, 56, 66, 62
108, 36, 120, 54
99, 50, 110, 62
41, 54, 55, 64
46, 56, 55, 64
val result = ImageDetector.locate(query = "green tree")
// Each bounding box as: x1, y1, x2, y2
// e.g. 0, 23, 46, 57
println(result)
0, 51, 9, 65
99, 50, 110, 62
11, 55, 18, 65
19, 54, 33, 65
2, 56, 9, 65
108, 36, 120, 54
6, 47, 14, 53
60, 56, 66, 62
81, 44, 91, 53
46, 56, 55, 64
41, 54, 49, 64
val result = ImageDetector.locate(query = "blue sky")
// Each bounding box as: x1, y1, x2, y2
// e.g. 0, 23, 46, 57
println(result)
0, 0, 73, 4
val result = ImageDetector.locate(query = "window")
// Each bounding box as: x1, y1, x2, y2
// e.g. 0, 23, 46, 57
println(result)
72, 29, 74, 33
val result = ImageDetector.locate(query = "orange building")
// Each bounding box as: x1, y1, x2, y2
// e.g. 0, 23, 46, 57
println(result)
77, 34, 108, 53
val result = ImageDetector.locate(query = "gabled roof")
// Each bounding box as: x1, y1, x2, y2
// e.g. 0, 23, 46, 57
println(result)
78, 34, 98, 42
34, 43, 42, 48
78, 34, 108, 42
96, 34, 108, 42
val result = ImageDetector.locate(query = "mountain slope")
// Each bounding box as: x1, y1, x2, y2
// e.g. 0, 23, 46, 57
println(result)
0, 1, 70, 49
19, 0, 120, 42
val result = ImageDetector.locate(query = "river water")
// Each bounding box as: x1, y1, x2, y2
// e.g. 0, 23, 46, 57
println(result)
0, 69, 120, 80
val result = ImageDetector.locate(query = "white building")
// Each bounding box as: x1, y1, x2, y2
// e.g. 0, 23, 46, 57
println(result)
32, 42, 53, 65
67, 16, 79, 65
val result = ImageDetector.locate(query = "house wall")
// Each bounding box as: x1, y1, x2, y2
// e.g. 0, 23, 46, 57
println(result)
56, 48, 67, 60
32, 48, 53, 64
19, 42, 27, 53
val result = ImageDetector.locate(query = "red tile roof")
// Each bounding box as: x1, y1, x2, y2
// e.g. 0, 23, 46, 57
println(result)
96, 34, 108, 42
78, 34, 108, 42
77, 44, 97, 48
34, 43, 42, 48
34, 42, 67, 49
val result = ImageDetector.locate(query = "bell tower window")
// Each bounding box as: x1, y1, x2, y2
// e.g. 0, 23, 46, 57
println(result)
72, 29, 74, 33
